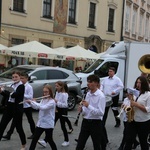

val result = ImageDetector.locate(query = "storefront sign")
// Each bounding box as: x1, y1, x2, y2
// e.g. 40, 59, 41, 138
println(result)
56, 55, 64, 60
11, 51, 24, 55
38, 53, 48, 58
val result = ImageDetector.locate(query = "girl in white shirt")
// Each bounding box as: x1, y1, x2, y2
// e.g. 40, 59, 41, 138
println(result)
124, 76, 150, 150
26, 84, 57, 150
55, 81, 69, 147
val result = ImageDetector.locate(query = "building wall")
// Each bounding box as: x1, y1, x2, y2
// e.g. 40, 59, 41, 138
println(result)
0, 0, 123, 67
123, 0, 150, 42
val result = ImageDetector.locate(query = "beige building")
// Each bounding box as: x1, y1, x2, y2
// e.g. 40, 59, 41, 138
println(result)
0, 0, 123, 69
123, 0, 150, 42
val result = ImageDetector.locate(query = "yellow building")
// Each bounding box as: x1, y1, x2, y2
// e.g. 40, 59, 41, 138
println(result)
0, 0, 123, 69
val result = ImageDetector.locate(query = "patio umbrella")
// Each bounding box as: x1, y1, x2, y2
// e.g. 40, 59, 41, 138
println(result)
63, 45, 99, 60
4, 41, 65, 60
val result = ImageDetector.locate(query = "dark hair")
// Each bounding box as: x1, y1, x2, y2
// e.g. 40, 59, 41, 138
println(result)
55, 81, 65, 92
134, 76, 149, 94
12, 70, 21, 76
64, 83, 69, 93
109, 67, 116, 73
87, 74, 100, 83
20, 72, 29, 78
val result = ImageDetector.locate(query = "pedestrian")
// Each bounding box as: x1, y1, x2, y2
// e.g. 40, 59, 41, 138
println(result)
100, 67, 124, 127
76, 74, 106, 150
124, 76, 150, 150
117, 88, 139, 150
0, 71, 26, 150
2, 72, 36, 140
26, 84, 57, 150
38, 81, 70, 147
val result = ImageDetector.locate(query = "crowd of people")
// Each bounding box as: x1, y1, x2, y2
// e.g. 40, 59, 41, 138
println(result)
0, 67, 149, 150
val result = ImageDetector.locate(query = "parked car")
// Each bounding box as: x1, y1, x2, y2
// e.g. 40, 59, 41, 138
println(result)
0, 65, 82, 110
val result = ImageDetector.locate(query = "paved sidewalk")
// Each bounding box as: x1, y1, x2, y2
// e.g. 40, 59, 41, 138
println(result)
0, 106, 141, 150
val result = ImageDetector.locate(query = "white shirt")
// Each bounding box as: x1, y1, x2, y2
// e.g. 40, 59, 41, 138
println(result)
55, 92, 68, 108
23, 82, 33, 108
100, 75, 124, 97
8, 81, 22, 103
82, 89, 106, 120
134, 91, 150, 122
30, 98, 56, 129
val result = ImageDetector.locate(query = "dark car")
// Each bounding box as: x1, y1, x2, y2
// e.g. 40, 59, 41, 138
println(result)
0, 65, 82, 110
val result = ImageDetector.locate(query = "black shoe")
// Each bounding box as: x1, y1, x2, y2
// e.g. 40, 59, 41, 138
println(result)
114, 123, 120, 127
27, 134, 34, 139
2, 134, 11, 140
68, 128, 73, 134
75, 139, 78, 142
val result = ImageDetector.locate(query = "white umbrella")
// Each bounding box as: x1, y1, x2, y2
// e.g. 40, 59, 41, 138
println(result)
0, 44, 8, 55
4, 41, 65, 60
63, 45, 99, 60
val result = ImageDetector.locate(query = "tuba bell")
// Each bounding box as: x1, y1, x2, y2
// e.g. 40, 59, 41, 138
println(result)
138, 54, 150, 74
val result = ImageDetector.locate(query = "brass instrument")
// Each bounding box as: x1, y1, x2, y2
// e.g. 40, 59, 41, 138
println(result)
0, 81, 19, 93
126, 94, 134, 122
138, 54, 150, 74
116, 105, 126, 119
138, 54, 150, 86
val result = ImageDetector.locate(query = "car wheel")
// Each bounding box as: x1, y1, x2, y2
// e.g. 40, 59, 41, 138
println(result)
68, 92, 76, 111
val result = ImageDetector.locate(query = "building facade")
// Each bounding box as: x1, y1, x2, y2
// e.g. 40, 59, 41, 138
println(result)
0, 0, 123, 68
123, 0, 150, 42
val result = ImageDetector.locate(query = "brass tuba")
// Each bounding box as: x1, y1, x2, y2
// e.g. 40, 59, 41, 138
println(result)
138, 54, 150, 74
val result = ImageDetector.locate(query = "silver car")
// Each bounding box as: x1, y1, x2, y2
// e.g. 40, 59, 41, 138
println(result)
0, 65, 82, 110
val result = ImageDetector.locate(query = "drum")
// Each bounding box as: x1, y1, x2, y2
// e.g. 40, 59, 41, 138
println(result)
105, 96, 113, 107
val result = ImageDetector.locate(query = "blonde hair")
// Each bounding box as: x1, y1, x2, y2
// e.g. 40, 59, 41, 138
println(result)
43, 84, 54, 98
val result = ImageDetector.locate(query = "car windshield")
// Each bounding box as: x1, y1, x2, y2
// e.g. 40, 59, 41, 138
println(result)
0, 67, 33, 79
83, 59, 104, 73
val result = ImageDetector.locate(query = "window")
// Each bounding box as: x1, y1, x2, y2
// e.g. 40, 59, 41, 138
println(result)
11, 38, 24, 46
32, 70, 47, 80
139, 12, 144, 36
43, 0, 52, 19
125, 4, 131, 31
108, 8, 115, 32
145, 17, 149, 38
95, 61, 119, 78
88, 2, 96, 28
47, 70, 68, 79
68, 0, 76, 24
13, 0, 24, 13
131, 8, 137, 34
41, 42, 51, 47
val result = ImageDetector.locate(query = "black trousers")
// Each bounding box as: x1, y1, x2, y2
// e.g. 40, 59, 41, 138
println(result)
76, 119, 102, 150
103, 95, 120, 125
44, 108, 69, 143
7, 107, 35, 136
124, 120, 150, 150
55, 110, 69, 142
29, 127, 57, 150
0, 103, 26, 145
119, 121, 139, 148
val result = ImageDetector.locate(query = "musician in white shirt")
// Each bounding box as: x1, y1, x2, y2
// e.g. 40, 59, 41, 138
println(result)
100, 67, 124, 127
2, 73, 36, 140
76, 74, 106, 150
26, 84, 57, 150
